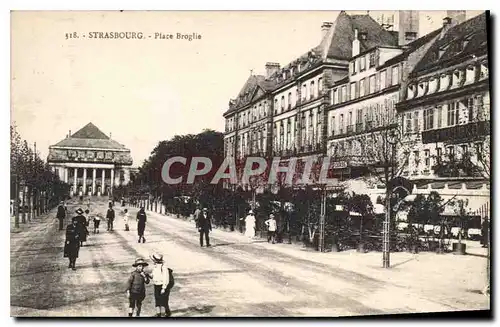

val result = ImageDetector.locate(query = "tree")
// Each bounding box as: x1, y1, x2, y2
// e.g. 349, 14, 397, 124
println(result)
347, 193, 374, 250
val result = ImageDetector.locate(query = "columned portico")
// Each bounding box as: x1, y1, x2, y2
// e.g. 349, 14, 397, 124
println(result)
47, 122, 134, 197
92, 168, 96, 196
83, 168, 87, 195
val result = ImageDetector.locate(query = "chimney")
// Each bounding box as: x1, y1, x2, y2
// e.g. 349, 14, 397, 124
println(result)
321, 22, 333, 39
68, 130, 71, 138
352, 29, 360, 57
265, 62, 280, 79
446, 10, 466, 26
441, 17, 453, 38
398, 10, 420, 46
110, 132, 112, 139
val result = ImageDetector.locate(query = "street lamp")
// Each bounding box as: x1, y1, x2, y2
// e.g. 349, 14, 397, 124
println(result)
383, 127, 401, 268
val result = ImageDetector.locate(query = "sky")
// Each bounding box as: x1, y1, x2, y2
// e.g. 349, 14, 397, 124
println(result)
11, 10, 484, 167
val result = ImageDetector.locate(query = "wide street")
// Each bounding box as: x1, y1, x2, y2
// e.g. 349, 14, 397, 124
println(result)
11, 198, 489, 317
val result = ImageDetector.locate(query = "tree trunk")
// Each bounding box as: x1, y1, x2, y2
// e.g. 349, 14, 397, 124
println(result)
21, 185, 26, 224
27, 186, 32, 222
14, 178, 20, 228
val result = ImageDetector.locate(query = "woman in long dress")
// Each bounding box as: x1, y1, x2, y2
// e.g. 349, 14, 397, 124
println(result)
241, 210, 256, 239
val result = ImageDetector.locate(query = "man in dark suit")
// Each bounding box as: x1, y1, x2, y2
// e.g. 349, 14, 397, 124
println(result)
196, 207, 212, 247
64, 217, 80, 270
56, 201, 66, 231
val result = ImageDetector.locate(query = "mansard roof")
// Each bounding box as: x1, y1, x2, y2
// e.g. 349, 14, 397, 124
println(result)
51, 123, 129, 150
411, 12, 488, 77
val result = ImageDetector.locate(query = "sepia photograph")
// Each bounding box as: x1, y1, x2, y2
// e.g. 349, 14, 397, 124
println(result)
10, 9, 491, 318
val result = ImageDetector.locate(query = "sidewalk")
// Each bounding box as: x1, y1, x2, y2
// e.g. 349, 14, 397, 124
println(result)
146, 208, 490, 311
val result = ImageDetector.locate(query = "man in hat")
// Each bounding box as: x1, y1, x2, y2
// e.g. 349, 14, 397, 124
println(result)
64, 217, 80, 270
126, 258, 150, 317
74, 208, 89, 247
137, 206, 147, 243
106, 202, 115, 231
265, 213, 277, 244
56, 201, 66, 231
196, 208, 212, 247
149, 253, 174, 317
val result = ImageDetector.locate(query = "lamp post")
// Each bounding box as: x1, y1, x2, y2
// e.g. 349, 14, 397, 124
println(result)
383, 127, 401, 268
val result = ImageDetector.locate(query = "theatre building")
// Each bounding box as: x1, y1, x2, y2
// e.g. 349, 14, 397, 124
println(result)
47, 122, 133, 197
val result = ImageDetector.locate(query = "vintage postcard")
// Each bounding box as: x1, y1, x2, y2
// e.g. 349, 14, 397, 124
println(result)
10, 10, 490, 318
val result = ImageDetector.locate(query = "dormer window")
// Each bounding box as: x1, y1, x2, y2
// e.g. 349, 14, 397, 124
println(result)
461, 38, 470, 51
428, 77, 438, 94
439, 46, 447, 58
480, 62, 488, 80
407, 85, 416, 100
465, 65, 476, 84
452, 70, 463, 88
282, 71, 287, 80
417, 81, 427, 97
439, 74, 450, 92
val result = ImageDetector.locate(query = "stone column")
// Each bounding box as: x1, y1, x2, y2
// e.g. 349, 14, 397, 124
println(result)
92, 168, 96, 196
101, 169, 105, 196
64, 167, 68, 183
110, 169, 114, 194
73, 167, 77, 194
83, 168, 87, 195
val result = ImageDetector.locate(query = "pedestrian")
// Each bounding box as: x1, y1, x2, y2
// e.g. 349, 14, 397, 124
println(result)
56, 201, 66, 231
125, 258, 150, 317
149, 253, 175, 317
241, 210, 256, 239
64, 217, 80, 270
123, 208, 130, 231
93, 213, 101, 234
106, 202, 115, 231
137, 207, 147, 243
74, 208, 89, 247
265, 213, 277, 244
193, 204, 201, 223
481, 216, 489, 248
196, 207, 212, 247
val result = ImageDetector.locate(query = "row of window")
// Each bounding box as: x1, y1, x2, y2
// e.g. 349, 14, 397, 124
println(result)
404, 95, 486, 134
227, 77, 325, 132
350, 52, 377, 75
329, 105, 397, 137
67, 150, 114, 160
332, 65, 400, 105
407, 62, 489, 100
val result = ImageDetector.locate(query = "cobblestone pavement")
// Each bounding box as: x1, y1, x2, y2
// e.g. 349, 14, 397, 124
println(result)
10, 199, 490, 317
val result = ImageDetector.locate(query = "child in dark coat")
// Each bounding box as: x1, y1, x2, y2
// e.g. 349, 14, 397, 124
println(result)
126, 258, 150, 317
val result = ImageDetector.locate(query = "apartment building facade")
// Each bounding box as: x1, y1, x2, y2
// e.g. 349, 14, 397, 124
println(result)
395, 12, 490, 216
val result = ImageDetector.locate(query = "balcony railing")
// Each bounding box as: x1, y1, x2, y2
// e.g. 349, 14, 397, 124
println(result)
421, 120, 490, 144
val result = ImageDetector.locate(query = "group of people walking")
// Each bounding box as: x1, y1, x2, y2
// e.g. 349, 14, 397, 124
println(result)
59, 200, 150, 271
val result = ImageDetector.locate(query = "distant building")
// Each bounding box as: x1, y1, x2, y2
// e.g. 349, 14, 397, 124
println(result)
222, 10, 490, 212
47, 122, 133, 197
